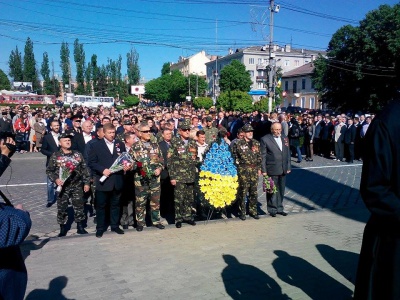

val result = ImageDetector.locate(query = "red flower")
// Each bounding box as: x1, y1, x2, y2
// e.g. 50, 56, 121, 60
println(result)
140, 169, 146, 177
137, 162, 143, 168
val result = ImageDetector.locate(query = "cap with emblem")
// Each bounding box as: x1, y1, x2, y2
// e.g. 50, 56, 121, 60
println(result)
242, 124, 254, 132
206, 116, 213, 122
122, 120, 133, 125
58, 133, 73, 140
178, 120, 191, 130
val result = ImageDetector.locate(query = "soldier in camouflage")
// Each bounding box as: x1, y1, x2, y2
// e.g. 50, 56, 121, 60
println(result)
203, 116, 218, 145
167, 120, 198, 228
116, 119, 135, 142
46, 133, 91, 237
232, 124, 262, 220
129, 123, 165, 232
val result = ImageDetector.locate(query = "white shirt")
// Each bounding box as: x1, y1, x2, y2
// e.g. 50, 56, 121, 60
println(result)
51, 132, 59, 147
274, 135, 283, 151
196, 142, 208, 162
83, 132, 92, 144
104, 139, 114, 154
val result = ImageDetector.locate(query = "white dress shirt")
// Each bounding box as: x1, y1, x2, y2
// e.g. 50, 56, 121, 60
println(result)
274, 135, 283, 151
104, 139, 114, 154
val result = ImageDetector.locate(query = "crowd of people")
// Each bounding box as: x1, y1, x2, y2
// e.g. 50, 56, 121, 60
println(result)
0, 103, 374, 237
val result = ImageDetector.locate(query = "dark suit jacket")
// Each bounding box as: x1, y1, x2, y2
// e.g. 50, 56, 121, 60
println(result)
0, 118, 13, 133
260, 134, 291, 176
88, 139, 126, 192
321, 122, 334, 140
344, 125, 357, 144
40, 134, 59, 166
158, 140, 170, 180
71, 132, 95, 156
217, 118, 229, 130
314, 120, 325, 139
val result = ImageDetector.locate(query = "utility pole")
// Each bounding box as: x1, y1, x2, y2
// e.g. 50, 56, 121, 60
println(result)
268, 0, 279, 113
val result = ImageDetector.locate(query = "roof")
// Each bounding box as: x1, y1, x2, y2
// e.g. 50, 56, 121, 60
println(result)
282, 62, 315, 78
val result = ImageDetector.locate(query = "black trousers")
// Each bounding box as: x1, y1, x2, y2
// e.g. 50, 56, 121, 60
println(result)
95, 190, 121, 231
267, 174, 286, 214
346, 143, 355, 162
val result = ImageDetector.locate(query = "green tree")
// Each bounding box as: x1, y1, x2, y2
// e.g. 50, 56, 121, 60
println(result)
90, 54, 99, 94
193, 96, 213, 109
253, 98, 269, 112
8, 46, 23, 82
106, 55, 123, 99
85, 62, 92, 95
73, 39, 86, 94
187, 74, 207, 98
60, 41, 70, 88
0, 69, 10, 90
313, 4, 400, 111
124, 95, 140, 107
161, 62, 170, 76
217, 91, 253, 112
144, 70, 186, 103
23, 37, 39, 90
127, 48, 140, 85
97, 65, 108, 96
41, 52, 52, 95
219, 60, 253, 93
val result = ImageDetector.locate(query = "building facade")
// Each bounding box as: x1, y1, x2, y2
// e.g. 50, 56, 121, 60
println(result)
170, 50, 212, 78
205, 45, 325, 102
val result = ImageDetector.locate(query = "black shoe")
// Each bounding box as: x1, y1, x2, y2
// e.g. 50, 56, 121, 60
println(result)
77, 222, 88, 234
250, 214, 259, 220
296, 160, 302, 163
58, 224, 67, 237
270, 213, 277, 217
122, 225, 129, 230
239, 214, 246, 221
155, 224, 165, 229
277, 212, 288, 216
136, 225, 144, 232
187, 220, 196, 226
175, 222, 182, 228
96, 230, 103, 238
46, 202, 53, 208
309, 159, 313, 162
111, 227, 124, 234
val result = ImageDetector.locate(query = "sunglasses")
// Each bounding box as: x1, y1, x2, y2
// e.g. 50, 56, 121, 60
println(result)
74, 120, 81, 122
140, 130, 151, 133
181, 128, 190, 132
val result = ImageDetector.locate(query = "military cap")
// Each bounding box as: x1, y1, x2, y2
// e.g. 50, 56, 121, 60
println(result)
122, 120, 133, 125
71, 114, 82, 121
178, 120, 191, 130
58, 133, 73, 140
206, 116, 213, 122
242, 124, 254, 132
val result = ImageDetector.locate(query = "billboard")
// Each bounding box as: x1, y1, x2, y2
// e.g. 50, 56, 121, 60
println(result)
131, 85, 145, 95
13, 82, 32, 91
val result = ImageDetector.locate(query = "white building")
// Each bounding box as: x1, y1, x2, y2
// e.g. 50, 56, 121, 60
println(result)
170, 50, 213, 78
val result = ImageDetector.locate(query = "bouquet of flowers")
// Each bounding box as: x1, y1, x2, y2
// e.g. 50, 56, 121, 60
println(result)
56, 154, 81, 192
263, 175, 277, 194
100, 152, 133, 182
198, 141, 238, 209
136, 157, 155, 178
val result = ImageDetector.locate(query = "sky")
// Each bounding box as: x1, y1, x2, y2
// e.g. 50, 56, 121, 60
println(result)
0, 0, 398, 83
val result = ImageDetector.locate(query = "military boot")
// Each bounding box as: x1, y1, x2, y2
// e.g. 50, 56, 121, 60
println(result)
77, 222, 88, 234
58, 224, 67, 237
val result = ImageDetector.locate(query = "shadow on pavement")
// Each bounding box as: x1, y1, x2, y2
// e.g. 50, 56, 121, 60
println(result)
272, 250, 353, 300
25, 276, 71, 300
286, 164, 366, 223
316, 244, 359, 284
20, 238, 50, 261
221, 254, 291, 300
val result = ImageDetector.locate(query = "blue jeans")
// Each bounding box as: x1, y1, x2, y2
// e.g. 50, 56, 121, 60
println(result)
47, 176, 57, 204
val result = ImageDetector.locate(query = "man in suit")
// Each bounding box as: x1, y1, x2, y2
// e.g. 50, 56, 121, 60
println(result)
71, 120, 95, 155
320, 116, 334, 158
88, 123, 130, 238
217, 111, 229, 130
260, 122, 291, 217
0, 111, 14, 134
41, 120, 60, 207
333, 116, 347, 161
313, 114, 324, 156
344, 118, 357, 163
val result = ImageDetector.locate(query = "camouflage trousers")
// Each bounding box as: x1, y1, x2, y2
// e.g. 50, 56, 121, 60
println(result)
237, 167, 259, 216
175, 182, 195, 222
135, 177, 161, 227
57, 184, 85, 224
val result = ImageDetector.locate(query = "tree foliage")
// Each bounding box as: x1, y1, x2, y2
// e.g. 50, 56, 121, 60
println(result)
124, 95, 140, 107
74, 39, 86, 94
0, 69, 10, 90
219, 60, 253, 93
193, 97, 213, 109
253, 98, 269, 112
8, 46, 23, 82
60, 41, 70, 86
127, 48, 140, 85
187, 74, 207, 98
217, 91, 253, 112
161, 62, 170, 76
313, 4, 400, 112
23, 37, 39, 90
145, 70, 186, 103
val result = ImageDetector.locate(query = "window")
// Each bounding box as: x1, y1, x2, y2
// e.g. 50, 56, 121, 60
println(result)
257, 82, 265, 89
284, 81, 289, 91
291, 98, 297, 106
258, 58, 263, 64
310, 97, 315, 109
295, 60, 300, 66
257, 70, 264, 76
302, 78, 306, 90
293, 80, 297, 93
301, 97, 306, 108
248, 70, 254, 78
249, 58, 255, 65
284, 60, 290, 66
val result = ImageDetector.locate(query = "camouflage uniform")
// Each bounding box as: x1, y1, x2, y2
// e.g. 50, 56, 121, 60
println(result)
203, 125, 219, 145
129, 139, 164, 227
46, 150, 91, 224
232, 127, 262, 217
167, 131, 199, 223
